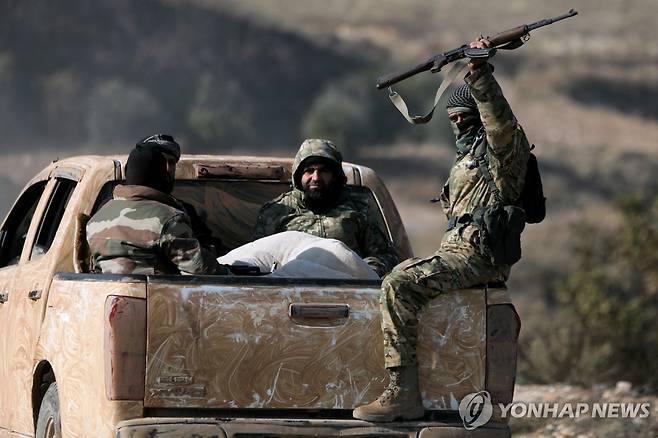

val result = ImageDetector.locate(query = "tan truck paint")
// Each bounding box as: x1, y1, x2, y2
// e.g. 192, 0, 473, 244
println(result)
0, 158, 116, 436
0, 155, 518, 437
144, 282, 485, 410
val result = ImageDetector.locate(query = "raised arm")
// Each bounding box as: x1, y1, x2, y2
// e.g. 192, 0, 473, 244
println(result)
466, 66, 518, 153
465, 38, 530, 203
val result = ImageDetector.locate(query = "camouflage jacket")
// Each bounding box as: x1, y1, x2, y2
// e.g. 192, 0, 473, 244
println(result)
439, 64, 530, 259
87, 185, 221, 275
252, 188, 399, 276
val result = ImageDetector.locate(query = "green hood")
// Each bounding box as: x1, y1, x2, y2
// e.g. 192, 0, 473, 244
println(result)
292, 139, 345, 190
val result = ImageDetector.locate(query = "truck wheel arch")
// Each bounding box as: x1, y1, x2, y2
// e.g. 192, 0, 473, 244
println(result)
32, 360, 56, 431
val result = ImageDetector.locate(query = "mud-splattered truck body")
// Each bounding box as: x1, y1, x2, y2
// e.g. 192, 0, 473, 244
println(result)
0, 155, 519, 437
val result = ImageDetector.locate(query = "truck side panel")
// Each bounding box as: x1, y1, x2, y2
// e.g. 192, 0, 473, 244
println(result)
418, 288, 487, 410
35, 278, 146, 437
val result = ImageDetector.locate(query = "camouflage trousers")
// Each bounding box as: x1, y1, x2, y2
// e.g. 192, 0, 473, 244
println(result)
380, 245, 501, 369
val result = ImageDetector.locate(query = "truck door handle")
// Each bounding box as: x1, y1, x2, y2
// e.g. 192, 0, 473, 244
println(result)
28, 289, 42, 301
0, 292, 7, 304
289, 303, 349, 319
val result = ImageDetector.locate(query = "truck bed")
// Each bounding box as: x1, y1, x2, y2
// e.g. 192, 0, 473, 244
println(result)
52, 273, 488, 412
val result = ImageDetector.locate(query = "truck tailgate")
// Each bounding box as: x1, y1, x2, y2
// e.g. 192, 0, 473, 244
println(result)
144, 277, 486, 411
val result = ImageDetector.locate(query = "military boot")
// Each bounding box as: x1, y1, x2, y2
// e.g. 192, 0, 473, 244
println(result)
352, 366, 424, 422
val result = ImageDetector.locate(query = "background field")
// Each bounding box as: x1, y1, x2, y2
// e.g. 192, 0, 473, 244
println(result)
1, 1, 657, 435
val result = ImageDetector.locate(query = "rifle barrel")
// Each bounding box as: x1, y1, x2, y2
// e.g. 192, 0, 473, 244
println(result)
376, 59, 434, 89
526, 9, 578, 32
489, 9, 577, 47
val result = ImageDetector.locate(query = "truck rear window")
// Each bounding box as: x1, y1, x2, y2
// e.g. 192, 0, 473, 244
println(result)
173, 180, 288, 252
92, 180, 389, 254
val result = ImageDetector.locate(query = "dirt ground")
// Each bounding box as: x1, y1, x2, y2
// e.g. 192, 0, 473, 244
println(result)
510, 383, 658, 437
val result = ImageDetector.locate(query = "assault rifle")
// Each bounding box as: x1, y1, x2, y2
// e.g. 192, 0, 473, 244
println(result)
376, 9, 578, 90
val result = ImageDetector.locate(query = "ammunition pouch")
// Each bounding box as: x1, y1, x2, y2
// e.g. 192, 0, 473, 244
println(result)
472, 204, 525, 266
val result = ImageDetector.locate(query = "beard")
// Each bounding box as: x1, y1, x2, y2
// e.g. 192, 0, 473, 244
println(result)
303, 183, 343, 213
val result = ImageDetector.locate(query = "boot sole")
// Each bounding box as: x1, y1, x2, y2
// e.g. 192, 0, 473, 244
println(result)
353, 406, 425, 422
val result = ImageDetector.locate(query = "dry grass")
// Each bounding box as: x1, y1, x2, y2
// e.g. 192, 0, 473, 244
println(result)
194, 0, 658, 157
193, 0, 658, 59
510, 384, 658, 437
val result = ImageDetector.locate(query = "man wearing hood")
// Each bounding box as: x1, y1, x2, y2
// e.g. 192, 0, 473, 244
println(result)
252, 138, 399, 277
353, 38, 531, 421
86, 135, 224, 275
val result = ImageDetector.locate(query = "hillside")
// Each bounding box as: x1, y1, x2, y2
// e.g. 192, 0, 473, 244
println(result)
0, 0, 359, 152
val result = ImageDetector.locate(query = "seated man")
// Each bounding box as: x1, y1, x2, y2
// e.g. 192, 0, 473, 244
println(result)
87, 139, 225, 275
134, 134, 223, 255
252, 138, 398, 277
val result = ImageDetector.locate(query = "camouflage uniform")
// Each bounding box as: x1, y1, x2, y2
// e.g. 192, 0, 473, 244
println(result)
253, 139, 399, 276
87, 185, 221, 275
382, 64, 530, 368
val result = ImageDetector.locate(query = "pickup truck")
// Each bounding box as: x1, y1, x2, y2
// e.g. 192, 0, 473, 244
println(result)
0, 154, 519, 437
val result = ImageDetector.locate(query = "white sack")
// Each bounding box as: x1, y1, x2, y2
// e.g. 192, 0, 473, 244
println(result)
218, 231, 379, 280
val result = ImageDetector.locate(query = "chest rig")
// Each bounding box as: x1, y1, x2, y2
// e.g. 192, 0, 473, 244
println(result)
447, 132, 526, 266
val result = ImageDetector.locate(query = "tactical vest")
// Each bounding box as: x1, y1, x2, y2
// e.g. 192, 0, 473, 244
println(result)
471, 137, 546, 224
469, 135, 546, 265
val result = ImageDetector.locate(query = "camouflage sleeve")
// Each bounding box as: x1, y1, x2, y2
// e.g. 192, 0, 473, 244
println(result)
361, 201, 400, 277
466, 64, 530, 203
252, 201, 288, 240
160, 213, 222, 275
465, 63, 518, 152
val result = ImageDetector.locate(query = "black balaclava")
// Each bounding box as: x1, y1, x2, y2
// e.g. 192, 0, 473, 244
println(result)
135, 134, 181, 162
300, 157, 344, 213
446, 84, 483, 155
125, 147, 173, 194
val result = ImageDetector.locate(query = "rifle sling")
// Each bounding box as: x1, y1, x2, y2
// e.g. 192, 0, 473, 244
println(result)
388, 61, 468, 125
472, 133, 504, 204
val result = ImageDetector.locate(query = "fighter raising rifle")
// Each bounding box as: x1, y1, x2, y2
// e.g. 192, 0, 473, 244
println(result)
353, 10, 576, 422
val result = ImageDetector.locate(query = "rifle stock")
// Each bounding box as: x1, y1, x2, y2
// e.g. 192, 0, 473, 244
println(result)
488, 25, 527, 47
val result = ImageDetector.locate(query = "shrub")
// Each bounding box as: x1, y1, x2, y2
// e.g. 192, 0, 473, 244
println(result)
518, 196, 658, 390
